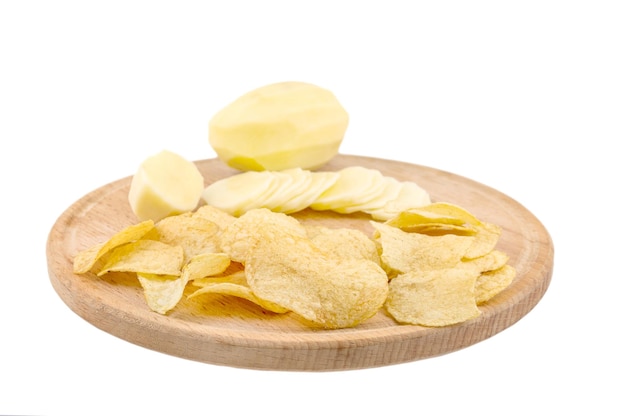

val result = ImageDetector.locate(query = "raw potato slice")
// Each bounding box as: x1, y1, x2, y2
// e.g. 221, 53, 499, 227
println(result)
278, 171, 339, 214
257, 168, 310, 211
310, 166, 387, 211
367, 181, 431, 220
201, 170, 275, 216
336, 176, 403, 214
128, 150, 205, 222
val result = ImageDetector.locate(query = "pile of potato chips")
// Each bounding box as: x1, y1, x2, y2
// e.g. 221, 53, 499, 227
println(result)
73, 201, 515, 329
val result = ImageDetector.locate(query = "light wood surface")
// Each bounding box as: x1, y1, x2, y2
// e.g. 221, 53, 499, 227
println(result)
46, 154, 553, 371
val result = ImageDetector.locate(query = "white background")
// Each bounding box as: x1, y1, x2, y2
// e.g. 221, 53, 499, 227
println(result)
1, 1, 624, 415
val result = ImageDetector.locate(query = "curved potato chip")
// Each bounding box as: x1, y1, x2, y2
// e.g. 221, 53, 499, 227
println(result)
385, 269, 481, 327
137, 273, 187, 315
143, 213, 220, 263
460, 250, 509, 274
219, 208, 307, 263
73, 220, 154, 274
246, 242, 389, 329
189, 272, 288, 314
97, 239, 184, 276
475, 264, 516, 305
307, 226, 380, 265
371, 222, 473, 275
192, 204, 236, 230
464, 221, 502, 259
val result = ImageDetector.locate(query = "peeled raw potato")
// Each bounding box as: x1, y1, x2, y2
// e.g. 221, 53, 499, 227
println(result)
209, 81, 349, 171
128, 150, 204, 222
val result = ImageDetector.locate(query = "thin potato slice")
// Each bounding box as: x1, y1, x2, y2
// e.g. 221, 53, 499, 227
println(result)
278, 171, 338, 214
310, 166, 387, 212
367, 181, 431, 221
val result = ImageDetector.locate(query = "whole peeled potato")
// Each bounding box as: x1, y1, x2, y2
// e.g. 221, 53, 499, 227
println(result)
209, 81, 349, 171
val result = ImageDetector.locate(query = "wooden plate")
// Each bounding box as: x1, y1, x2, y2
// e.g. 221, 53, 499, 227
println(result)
46, 154, 553, 371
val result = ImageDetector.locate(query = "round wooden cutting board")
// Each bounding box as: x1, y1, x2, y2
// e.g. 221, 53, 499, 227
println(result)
46, 154, 554, 371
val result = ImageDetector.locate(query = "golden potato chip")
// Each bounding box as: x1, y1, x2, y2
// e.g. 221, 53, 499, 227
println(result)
189, 271, 288, 313
135, 252, 232, 314
464, 221, 502, 259
97, 239, 184, 276
475, 264, 516, 305
385, 268, 481, 327
192, 205, 236, 230
306, 226, 380, 264
137, 272, 187, 314
143, 213, 220, 262
460, 250, 509, 274
385, 208, 466, 228
371, 222, 473, 275
219, 208, 307, 263
73, 220, 154, 274
246, 236, 389, 329
418, 202, 483, 226
182, 252, 231, 281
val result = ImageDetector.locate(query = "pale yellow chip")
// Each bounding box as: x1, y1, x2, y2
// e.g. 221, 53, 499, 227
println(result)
475, 264, 516, 305
460, 250, 509, 274
143, 213, 220, 263
385, 208, 467, 228
306, 226, 380, 265
137, 272, 187, 315
385, 268, 481, 327
189, 271, 288, 314
418, 202, 483, 226
73, 220, 154, 274
192, 205, 236, 230
219, 208, 307, 263
135, 252, 232, 314
183, 252, 231, 280
97, 239, 184, 276
371, 222, 474, 275
464, 221, 502, 259
246, 235, 389, 329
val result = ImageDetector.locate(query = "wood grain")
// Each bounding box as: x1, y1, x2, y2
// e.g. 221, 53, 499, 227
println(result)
46, 154, 553, 371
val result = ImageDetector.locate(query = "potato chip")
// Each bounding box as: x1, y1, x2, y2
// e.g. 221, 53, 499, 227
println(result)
137, 273, 187, 314
371, 222, 474, 275
189, 271, 289, 313
475, 264, 516, 305
73, 220, 154, 274
219, 208, 307, 263
306, 226, 380, 264
246, 236, 389, 329
136, 252, 232, 314
385, 268, 481, 327
97, 239, 184, 276
460, 250, 509, 274
143, 213, 220, 262
192, 205, 236, 230
464, 221, 502, 259
417, 202, 483, 226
